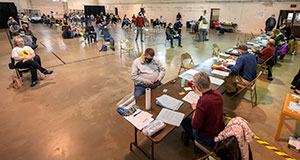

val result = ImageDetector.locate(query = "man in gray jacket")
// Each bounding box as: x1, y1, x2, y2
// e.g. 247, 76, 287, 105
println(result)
131, 48, 166, 98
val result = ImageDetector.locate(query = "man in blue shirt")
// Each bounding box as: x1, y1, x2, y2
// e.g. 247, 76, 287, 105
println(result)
223, 45, 257, 95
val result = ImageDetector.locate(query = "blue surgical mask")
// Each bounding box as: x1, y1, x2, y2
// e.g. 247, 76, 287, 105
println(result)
20, 33, 25, 37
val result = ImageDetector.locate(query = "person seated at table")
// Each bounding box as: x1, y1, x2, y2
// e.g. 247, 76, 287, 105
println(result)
70, 18, 82, 37
181, 71, 225, 147
85, 23, 97, 43
131, 48, 166, 98
102, 25, 115, 51
12, 37, 53, 87
166, 23, 182, 48
291, 67, 300, 94
214, 20, 224, 35
251, 39, 275, 81
18, 29, 38, 50
62, 26, 74, 39
10, 22, 20, 37
223, 45, 257, 95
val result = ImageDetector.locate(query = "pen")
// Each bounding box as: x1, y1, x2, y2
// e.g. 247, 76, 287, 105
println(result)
133, 111, 142, 117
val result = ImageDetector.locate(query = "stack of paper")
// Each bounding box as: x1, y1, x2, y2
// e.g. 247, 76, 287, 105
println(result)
209, 76, 225, 86
288, 102, 300, 114
182, 91, 200, 104
219, 53, 230, 57
227, 59, 236, 65
124, 109, 154, 130
156, 94, 184, 111
211, 70, 230, 77
179, 69, 198, 81
156, 108, 185, 127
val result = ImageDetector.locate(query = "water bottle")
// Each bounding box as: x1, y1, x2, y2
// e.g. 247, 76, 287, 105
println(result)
181, 78, 185, 87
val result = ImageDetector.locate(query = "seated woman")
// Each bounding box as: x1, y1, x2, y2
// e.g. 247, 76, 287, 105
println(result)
85, 23, 97, 43
62, 26, 74, 39
22, 23, 37, 44
214, 21, 225, 35
12, 37, 53, 87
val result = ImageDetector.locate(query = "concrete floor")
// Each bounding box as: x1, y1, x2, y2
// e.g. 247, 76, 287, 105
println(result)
0, 23, 300, 160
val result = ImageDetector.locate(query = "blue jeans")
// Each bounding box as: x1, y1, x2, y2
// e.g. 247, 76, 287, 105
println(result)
181, 117, 215, 147
274, 46, 278, 63
134, 83, 161, 99
170, 35, 181, 46
199, 28, 207, 42
86, 32, 97, 42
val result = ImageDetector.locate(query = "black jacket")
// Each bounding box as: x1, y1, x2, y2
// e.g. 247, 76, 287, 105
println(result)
214, 136, 253, 160
166, 27, 176, 40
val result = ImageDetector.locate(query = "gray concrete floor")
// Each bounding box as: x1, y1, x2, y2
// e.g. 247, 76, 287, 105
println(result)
0, 23, 300, 160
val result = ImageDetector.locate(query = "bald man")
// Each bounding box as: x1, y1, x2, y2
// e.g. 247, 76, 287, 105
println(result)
252, 39, 276, 80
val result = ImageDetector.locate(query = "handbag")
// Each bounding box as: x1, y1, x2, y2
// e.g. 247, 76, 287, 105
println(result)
12, 76, 22, 89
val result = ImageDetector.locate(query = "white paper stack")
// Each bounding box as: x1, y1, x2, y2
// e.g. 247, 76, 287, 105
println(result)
179, 69, 198, 81
209, 76, 225, 86
288, 102, 300, 114
219, 53, 230, 57
156, 108, 185, 127
156, 94, 184, 111
124, 109, 154, 130
211, 70, 230, 77
227, 59, 236, 65
182, 91, 200, 104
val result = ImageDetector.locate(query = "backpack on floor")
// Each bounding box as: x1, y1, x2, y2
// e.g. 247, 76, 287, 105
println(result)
100, 45, 107, 52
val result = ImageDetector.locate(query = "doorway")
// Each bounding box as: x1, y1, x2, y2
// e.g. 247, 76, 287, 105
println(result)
278, 10, 300, 37
210, 8, 220, 29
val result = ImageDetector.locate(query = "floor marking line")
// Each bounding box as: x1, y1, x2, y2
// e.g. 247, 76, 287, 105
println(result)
224, 114, 296, 160
40, 42, 66, 64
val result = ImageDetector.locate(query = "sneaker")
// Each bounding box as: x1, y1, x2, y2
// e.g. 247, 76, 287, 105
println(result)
111, 48, 115, 51
171, 46, 174, 48
267, 77, 274, 81
179, 45, 183, 47
43, 70, 53, 75
30, 81, 38, 87
141, 40, 144, 42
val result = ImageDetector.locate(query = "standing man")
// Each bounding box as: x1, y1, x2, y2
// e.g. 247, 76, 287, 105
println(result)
222, 45, 257, 95
181, 71, 225, 147
265, 14, 276, 33
176, 12, 182, 21
135, 12, 145, 42
131, 48, 166, 98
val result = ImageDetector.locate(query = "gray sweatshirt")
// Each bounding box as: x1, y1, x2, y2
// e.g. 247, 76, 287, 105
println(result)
131, 56, 166, 86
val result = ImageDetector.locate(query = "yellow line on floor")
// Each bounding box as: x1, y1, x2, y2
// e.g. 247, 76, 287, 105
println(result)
224, 114, 296, 160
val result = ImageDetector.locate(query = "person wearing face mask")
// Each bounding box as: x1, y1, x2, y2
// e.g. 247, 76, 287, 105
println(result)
181, 71, 224, 147
166, 23, 182, 48
11, 37, 53, 87
265, 14, 276, 33
222, 45, 257, 95
131, 48, 166, 98
17, 29, 38, 50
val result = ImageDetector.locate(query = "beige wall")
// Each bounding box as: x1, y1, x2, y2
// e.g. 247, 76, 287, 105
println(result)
98, 0, 300, 34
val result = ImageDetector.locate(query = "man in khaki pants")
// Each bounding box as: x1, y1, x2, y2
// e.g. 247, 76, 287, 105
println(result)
223, 45, 257, 95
